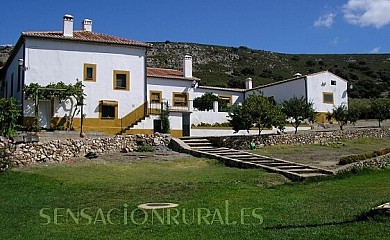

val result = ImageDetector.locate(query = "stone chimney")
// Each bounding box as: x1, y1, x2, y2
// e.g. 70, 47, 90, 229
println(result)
82, 19, 92, 32
245, 77, 253, 90
63, 14, 74, 37
183, 55, 192, 78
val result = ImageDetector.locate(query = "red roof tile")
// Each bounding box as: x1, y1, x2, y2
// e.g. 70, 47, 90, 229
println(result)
22, 31, 152, 48
147, 67, 200, 81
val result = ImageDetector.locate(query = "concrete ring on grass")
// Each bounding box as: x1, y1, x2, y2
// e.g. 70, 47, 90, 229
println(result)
138, 203, 179, 210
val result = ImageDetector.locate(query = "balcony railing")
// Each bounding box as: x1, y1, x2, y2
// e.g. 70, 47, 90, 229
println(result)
148, 100, 193, 115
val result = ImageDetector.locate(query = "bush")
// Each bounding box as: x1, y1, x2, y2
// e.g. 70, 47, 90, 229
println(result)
136, 143, 155, 152
339, 148, 390, 165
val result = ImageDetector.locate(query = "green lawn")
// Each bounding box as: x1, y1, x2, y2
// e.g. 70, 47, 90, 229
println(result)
1, 157, 389, 240
252, 138, 390, 169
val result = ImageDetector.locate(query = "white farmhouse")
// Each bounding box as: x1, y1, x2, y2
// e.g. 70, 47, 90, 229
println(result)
1, 15, 152, 135
245, 71, 348, 122
0, 14, 348, 136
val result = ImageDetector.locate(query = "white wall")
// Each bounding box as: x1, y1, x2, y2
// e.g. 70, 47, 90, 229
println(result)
131, 112, 183, 131
4, 45, 24, 102
306, 71, 348, 113
191, 111, 230, 125
193, 87, 244, 106
24, 38, 147, 118
246, 77, 306, 104
147, 77, 192, 103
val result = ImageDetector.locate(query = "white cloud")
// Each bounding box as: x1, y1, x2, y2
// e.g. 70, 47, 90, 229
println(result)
314, 12, 336, 28
370, 47, 381, 53
332, 37, 340, 45
343, 0, 390, 28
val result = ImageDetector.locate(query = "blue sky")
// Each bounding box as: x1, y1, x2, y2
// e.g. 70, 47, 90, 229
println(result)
1, 0, 389, 54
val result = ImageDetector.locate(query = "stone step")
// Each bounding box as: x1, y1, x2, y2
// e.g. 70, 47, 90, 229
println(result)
175, 137, 334, 181
277, 165, 308, 170
287, 168, 322, 174
181, 138, 209, 143
242, 158, 274, 162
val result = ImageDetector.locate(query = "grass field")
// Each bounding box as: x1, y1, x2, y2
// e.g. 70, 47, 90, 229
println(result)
1, 156, 390, 239
252, 138, 390, 169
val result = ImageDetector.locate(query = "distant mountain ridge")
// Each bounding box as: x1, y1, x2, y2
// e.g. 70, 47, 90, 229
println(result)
2, 42, 390, 98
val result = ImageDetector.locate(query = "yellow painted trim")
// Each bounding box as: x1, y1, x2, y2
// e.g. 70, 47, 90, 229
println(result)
83, 63, 97, 82
323, 92, 334, 104
113, 70, 130, 91
150, 90, 162, 103
172, 92, 189, 107
99, 100, 119, 119
218, 94, 232, 105
170, 130, 183, 138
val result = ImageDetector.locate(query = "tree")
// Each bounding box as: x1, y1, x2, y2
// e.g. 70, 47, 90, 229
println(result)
370, 98, 390, 127
327, 104, 349, 130
193, 92, 219, 111
0, 98, 20, 137
193, 93, 230, 112
228, 92, 285, 135
160, 101, 170, 133
24, 81, 85, 130
281, 96, 315, 134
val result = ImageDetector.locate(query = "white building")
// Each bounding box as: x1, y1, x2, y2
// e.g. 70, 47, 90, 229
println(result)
245, 71, 348, 122
0, 15, 348, 136
1, 15, 152, 135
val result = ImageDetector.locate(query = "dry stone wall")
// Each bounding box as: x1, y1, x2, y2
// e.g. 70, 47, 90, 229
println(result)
209, 128, 390, 150
1, 134, 170, 166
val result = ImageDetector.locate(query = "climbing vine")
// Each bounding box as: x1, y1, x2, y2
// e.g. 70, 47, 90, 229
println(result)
23, 81, 85, 130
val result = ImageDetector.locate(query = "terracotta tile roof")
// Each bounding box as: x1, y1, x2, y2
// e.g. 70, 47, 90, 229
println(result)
22, 31, 152, 48
197, 85, 246, 92
147, 67, 200, 81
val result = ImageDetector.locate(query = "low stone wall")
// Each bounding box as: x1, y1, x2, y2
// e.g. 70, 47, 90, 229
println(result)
209, 128, 390, 150
337, 154, 390, 173
1, 134, 171, 166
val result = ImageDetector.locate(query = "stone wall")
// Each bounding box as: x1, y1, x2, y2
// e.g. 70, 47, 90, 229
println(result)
337, 154, 390, 173
1, 134, 171, 166
208, 128, 390, 150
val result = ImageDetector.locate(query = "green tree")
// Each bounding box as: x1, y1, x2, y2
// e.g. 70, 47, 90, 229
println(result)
327, 104, 349, 130
193, 92, 219, 111
160, 101, 170, 133
229, 92, 285, 135
24, 81, 85, 130
0, 98, 20, 137
371, 98, 390, 127
281, 96, 315, 134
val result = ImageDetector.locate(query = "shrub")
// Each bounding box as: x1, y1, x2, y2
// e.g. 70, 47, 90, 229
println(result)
136, 143, 155, 152
339, 148, 390, 165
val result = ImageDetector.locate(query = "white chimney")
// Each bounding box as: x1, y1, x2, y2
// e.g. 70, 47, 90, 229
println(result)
82, 19, 92, 32
63, 14, 74, 37
183, 55, 192, 78
245, 77, 253, 90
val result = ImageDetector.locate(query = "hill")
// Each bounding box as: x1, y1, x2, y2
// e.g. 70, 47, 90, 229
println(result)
2, 42, 390, 98
147, 42, 390, 98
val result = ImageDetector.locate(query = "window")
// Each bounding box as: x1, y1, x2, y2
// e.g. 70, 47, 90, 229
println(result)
331, 80, 336, 86
10, 74, 14, 96
323, 92, 334, 104
218, 94, 232, 112
150, 91, 162, 104
99, 100, 118, 119
173, 92, 188, 107
83, 63, 96, 81
113, 70, 130, 90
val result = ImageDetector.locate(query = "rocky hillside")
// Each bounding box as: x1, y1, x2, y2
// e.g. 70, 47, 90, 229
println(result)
0, 45, 13, 67
148, 42, 390, 98
2, 42, 390, 98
